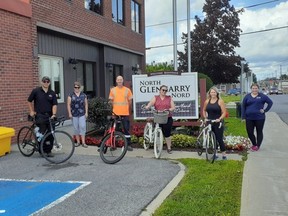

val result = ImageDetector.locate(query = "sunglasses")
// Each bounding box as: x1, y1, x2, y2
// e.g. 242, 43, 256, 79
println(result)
161, 89, 168, 92
74, 86, 80, 89
42, 80, 50, 83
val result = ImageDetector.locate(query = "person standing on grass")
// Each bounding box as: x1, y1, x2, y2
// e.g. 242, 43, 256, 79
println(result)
241, 83, 273, 151
67, 81, 88, 148
203, 86, 227, 160
109, 75, 133, 151
145, 85, 175, 154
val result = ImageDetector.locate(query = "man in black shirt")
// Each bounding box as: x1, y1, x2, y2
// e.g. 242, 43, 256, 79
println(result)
28, 76, 58, 157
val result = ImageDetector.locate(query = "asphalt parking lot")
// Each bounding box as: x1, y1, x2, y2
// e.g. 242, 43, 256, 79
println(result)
0, 146, 180, 216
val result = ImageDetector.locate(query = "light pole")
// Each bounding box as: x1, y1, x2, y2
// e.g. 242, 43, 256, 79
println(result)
240, 61, 245, 102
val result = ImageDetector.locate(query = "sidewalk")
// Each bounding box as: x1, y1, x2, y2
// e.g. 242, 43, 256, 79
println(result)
240, 112, 288, 216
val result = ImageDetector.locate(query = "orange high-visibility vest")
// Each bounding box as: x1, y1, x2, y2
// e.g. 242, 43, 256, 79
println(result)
109, 86, 133, 116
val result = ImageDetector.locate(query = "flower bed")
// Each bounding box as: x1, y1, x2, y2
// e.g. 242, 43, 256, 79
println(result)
224, 135, 251, 152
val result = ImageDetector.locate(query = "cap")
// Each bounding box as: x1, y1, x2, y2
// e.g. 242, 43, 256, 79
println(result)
42, 76, 50, 82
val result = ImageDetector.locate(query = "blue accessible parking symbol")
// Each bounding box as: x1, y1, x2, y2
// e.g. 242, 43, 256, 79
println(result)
0, 179, 90, 215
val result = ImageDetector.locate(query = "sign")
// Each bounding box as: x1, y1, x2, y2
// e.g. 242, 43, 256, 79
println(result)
132, 72, 198, 119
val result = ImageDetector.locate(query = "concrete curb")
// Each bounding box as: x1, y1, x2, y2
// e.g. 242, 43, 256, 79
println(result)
140, 161, 186, 216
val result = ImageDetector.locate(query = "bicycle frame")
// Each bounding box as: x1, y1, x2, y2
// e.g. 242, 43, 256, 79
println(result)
101, 116, 124, 147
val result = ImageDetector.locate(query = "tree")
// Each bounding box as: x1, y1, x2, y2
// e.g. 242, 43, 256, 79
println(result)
178, 0, 247, 84
280, 74, 288, 80
146, 62, 174, 73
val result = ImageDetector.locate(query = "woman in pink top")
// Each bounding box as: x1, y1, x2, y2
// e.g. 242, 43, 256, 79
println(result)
145, 85, 176, 153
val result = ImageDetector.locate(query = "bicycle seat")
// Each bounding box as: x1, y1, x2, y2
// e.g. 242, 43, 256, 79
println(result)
146, 118, 154, 122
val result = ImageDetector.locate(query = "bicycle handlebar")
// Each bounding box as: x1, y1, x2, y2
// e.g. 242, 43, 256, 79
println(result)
200, 119, 222, 128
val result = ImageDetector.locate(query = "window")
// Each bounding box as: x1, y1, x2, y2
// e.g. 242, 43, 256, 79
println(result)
131, 1, 140, 33
85, 0, 103, 15
76, 61, 95, 98
112, 0, 124, 25
38, 55, 64, 102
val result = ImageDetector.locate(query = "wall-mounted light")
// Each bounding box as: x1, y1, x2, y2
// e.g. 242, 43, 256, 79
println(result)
106, 62, 113, 68
68, 58, 78, 70
132, 64, 140, 74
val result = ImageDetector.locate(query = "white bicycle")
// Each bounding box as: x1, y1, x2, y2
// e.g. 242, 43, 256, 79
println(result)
143, 109, 169, 159
196, 119, 222, 163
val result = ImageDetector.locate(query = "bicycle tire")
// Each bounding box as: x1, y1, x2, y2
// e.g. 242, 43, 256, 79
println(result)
143, 123, 151, 150
40, 130, 75, 164
206, 131, 217, 163
196, 134, 204, 156
154, 128, 163, 159
17, 126, 37, 157
99, 131, 128, 164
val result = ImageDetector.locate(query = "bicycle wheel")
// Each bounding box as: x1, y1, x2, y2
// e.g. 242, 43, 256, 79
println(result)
154, 128, 163, 159
143, 123, 151, 150
206, 131, 217, 163
196, 133, 204, 156
99, 131, 128, 164
40, 130, 75, 164
17, 126, 36, 157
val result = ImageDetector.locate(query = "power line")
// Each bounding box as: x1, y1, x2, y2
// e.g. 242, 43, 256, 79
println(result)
245, 0, 280, 9
146, 25, 288, 49
241, 25, 288, 35
145, 0, 281, 28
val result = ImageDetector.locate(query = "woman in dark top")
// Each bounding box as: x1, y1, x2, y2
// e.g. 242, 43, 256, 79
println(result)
241, 83, 273, 151
203, 87, 227, 160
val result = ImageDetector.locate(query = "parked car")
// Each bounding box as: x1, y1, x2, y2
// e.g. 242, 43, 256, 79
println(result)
227, 88, 241, 96
269, 87, 278, 95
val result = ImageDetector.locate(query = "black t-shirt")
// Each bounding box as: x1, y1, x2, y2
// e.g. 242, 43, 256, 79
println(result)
27, 87, 58, 115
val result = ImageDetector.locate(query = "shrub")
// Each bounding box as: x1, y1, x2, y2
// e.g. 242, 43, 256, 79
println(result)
87, 97, 112, 131
172, 134, 197, 148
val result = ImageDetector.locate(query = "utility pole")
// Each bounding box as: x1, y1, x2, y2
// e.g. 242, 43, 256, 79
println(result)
173, 0, 177, 71
240, 61, 245, 102
187, 0, 191, 73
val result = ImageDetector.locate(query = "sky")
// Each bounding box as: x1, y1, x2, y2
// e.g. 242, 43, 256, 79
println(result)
145, 0, 288, 80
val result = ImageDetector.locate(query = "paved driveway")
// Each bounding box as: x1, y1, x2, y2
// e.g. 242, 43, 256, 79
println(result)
0, 149, 180, 216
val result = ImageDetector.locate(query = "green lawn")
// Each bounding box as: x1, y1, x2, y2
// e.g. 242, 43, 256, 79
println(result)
153, 159, 244, 216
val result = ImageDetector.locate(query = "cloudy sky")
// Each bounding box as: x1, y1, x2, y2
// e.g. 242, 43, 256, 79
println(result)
145, 0, 288, 80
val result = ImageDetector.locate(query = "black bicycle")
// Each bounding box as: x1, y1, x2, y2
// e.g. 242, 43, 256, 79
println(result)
17, 115, 75, 164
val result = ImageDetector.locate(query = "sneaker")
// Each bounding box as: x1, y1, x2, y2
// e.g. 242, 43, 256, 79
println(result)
251, 146, 259, 151
213, 155, 219, 160
75, 143, 80, 147
82, 143, 88, 148
222, 156, 227, 160
167, 149, 172, 154
46, 152, 54, 157
127, 146, 133, 151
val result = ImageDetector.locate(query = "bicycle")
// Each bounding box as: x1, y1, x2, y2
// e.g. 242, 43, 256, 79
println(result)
17, 115, 75, 164
196, 119, 222, 163
143, 108, 169, 159
98, 110, 128, 164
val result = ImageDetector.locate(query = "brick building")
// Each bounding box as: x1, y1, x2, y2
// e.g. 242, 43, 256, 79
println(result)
0, 0, 145, 139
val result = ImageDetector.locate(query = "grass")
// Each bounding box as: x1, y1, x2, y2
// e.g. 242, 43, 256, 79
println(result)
225, 117, 247, 137
221, 94, 241, 103
153, 159, 244, 216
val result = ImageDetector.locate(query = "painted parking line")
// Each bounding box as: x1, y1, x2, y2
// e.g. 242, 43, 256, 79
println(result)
0, 178, 91, 215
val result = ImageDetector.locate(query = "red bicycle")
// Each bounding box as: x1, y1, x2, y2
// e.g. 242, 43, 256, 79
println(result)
98, 110, 128, 164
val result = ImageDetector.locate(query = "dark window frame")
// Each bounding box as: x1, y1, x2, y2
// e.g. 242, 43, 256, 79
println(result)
112, 0, 124, 25
131, 0, 140, 33
85, 0, 103, 15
